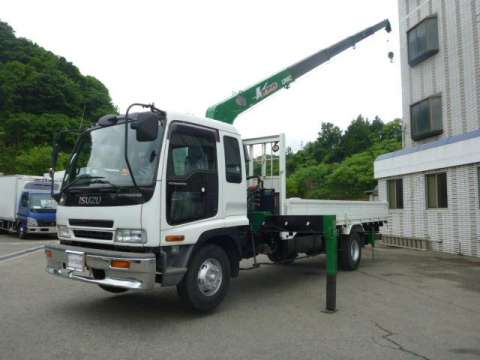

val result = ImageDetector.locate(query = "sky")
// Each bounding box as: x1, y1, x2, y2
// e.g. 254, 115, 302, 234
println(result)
2, 0, 402, 150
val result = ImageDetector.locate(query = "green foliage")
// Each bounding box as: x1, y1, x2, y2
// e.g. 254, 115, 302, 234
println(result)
15, 145, 70, 175
0, 20, 116, 175
287, 116, 402, 200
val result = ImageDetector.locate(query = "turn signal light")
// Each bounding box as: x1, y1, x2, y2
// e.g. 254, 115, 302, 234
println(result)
45, 250, 52, 258
111, 260, 130, 269
165, 235, 185, 242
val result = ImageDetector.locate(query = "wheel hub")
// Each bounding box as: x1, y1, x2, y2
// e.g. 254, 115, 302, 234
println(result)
197, 258, 223, 296
350, 239, 360, 262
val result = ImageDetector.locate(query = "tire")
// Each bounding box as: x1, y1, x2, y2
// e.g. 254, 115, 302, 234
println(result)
338, 232, 362, 271
177, 244, 230, 312
98, 285, 129, 294
17, 224, 28, 239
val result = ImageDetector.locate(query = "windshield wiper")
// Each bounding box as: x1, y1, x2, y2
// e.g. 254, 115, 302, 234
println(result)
89, 178, 120, 191
61, 175, 104, 193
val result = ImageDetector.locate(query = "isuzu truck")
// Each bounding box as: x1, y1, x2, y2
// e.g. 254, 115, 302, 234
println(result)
45, 19, 391, 311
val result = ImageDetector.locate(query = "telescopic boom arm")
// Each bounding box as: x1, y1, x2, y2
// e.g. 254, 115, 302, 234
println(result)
206, 19, 391, 124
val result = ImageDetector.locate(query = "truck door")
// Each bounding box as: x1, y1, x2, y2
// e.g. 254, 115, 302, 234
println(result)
222, 135, 246, 218
17, 192, 29, 219
166, 124, 219, 225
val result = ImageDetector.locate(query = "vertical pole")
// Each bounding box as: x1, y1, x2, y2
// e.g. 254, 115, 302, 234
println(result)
324, 215, 337, 312
368, 227, 376, 260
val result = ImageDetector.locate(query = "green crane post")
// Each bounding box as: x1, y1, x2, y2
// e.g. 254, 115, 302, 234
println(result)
323, 215, 337, 312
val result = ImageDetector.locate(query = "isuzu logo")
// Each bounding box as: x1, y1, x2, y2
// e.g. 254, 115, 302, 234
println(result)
78, 195, 102, 206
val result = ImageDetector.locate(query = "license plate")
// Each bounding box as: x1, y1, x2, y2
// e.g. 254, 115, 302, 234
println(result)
66, 251, 85, 272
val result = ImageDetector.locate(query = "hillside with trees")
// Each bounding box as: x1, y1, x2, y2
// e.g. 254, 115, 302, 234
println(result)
0, 20, 116, 175
286, 116, 402, 200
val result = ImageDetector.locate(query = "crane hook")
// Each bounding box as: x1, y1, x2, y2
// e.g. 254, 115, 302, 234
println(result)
388, 51, 394, 63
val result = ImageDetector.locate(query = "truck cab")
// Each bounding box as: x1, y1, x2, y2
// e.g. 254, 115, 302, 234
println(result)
17, 182, 58, 238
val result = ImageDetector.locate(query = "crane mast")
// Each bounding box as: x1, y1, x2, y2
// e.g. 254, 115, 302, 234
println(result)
206, 19, 391, 124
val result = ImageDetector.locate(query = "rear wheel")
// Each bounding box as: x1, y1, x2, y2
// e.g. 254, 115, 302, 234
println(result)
98, 285, 129, 294
338, 232, 362, 271
177, 244, 230, 312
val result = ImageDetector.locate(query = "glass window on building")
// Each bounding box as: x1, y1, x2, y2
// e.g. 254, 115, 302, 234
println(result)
411, 96, 443, 141
408, 16, 439, 66
426, 172, 448, 209
387, 179, 403, 209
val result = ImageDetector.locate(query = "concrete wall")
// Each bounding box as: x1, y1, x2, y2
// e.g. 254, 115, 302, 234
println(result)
379, 164, 480, 256
379, 1, 480, 256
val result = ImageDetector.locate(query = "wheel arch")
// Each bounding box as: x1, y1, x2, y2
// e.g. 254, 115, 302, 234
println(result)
193, 226, 249, 277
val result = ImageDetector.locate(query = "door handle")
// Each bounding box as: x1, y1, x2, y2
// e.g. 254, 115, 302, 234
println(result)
168, 181, 187, 186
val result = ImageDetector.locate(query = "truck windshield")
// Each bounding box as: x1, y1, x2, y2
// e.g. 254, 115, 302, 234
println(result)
62, 122, 164, 190
30, 193, 57, 212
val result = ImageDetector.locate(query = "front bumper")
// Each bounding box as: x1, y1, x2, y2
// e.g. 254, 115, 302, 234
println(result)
45, 243, 156, 290
28, 226, 56, 234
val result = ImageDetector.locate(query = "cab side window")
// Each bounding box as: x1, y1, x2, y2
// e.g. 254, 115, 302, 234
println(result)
223, 136, 242, 183
20, 193, 29, 208
166, 124, 218, 225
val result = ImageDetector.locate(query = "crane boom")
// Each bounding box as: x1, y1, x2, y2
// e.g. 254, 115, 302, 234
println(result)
206, 19, 391, 124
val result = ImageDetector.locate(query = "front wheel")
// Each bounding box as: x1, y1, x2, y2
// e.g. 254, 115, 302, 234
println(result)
338, 232, 362, 271
177, 244, 230, 312
17, 224, 27, 239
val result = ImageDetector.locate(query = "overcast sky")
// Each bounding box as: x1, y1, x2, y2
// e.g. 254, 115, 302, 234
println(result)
2, 0, 402, 150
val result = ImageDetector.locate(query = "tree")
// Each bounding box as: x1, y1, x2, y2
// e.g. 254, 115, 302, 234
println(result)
15, 145, 69, 175
0, 19, 116, 175
286, 116, 402, 200
337, 115, 373, 159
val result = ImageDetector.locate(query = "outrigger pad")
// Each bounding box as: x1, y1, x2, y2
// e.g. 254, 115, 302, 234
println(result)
261, 215, 324, 233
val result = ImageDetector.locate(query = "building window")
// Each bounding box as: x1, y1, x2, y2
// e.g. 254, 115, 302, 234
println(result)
387, 179, 403, 209
223, 136, 242, 183
408, 15, 439, 66
426, 172, 448, 209
411, 95, 443, 141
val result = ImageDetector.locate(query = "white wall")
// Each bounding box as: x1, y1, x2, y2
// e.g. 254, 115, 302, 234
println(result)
379, 163, 480, 256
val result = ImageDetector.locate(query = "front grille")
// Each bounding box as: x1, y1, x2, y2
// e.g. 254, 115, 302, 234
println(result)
37, 220, 55, 227
69, 219, 114, 228
73, 230, 113, 241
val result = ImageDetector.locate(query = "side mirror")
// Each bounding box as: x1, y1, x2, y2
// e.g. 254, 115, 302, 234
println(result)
131, 112, 159, 142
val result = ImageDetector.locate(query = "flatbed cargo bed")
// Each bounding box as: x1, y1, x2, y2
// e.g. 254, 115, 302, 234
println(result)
285, 198, 388, 227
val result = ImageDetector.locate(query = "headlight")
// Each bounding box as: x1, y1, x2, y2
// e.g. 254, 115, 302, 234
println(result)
115, 229, 146, 244
27, 217, 38, 227
57, 225, 72, 239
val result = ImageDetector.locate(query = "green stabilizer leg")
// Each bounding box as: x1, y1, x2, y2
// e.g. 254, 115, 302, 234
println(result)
323, 215, 337, 313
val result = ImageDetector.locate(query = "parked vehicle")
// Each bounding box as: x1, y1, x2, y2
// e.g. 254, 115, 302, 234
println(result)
45, 19, 391, 311
0, 175, 58, 238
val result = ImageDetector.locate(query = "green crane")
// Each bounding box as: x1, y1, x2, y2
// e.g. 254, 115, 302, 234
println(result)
206, 19, 391, 124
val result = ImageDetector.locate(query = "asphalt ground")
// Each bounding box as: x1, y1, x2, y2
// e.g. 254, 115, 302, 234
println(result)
1, 233, 480, 360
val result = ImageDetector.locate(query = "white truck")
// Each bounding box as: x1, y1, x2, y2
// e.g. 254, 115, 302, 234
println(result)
0, 175, 58, 237
45, 20, 391, 311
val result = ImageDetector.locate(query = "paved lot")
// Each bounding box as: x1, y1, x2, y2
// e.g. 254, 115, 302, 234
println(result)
1, 233, 480, 360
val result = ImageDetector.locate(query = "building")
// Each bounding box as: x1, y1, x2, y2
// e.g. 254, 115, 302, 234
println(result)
365, 185, 379, 202
374, 0, 480, 256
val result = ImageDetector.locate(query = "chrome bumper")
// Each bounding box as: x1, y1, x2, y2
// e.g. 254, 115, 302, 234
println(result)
28, 226, 56, 234
45, 244, 156, 290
